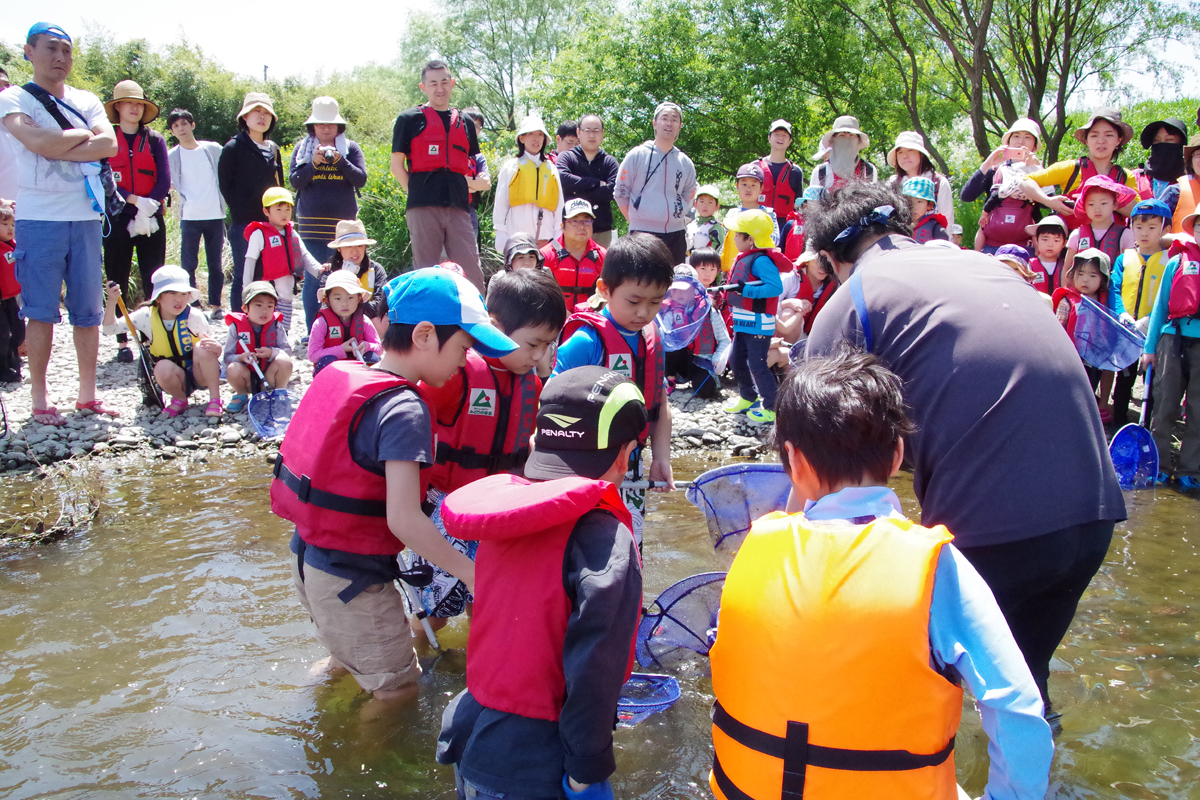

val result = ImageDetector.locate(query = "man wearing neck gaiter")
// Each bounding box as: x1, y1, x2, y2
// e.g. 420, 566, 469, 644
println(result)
809, 115, 878, 192
1134, 118, 1188, 217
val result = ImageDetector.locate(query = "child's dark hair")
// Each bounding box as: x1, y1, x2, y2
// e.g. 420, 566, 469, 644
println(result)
556, 120, 577, 139
1067, 258, 1109, 293
167, 108, 194, 128
487, 269, 567, 335
382, 323, 461, 354
600, 234, 674, 292
804, 181, 912, 265
237, 115, 276, 136
775, 343, 915, 488
689, 247, 722, 270
465, 108, 485, 132
1034, 224, 1066, 241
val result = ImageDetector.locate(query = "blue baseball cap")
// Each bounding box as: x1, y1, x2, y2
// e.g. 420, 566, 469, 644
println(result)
26, 22, 71, 47
383, 267, 517, 358
1129, 199, 1172, 221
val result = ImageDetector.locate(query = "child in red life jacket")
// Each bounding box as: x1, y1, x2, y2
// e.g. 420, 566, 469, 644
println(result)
1064, 175, 1136, 267
102, 265, 224, 418
1141, 212, 1200, 488
1026, 214, 1069, 295
271, 267, 519, 703
308, 269, 381, 375
663, 264, 730, 399
768, 250, 838, 370
222, 281, 293, 413
242, 187, 323, 340
436, 366, 645, 800
411, 268, 567, 640
554, 234, 676, 544
721, 209, 787, 426
709, 346, 1053, 800
1053, 248, 1115, 420
0, 201, 24, 383
901, 176, 950, 244
322, 219, 389, 337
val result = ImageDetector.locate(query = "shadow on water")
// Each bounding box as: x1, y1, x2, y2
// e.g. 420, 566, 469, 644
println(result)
0, 453, 1197, 799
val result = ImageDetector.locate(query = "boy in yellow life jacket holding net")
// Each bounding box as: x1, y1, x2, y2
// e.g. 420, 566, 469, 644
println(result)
709, 345, 1054, 800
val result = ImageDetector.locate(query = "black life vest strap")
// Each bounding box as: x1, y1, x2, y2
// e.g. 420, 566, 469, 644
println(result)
273, 458, 388, 518
434, 440, 529, 472
711, 700, 954, 799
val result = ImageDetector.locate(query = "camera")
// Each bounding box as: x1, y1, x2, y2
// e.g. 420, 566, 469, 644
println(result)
320, 146, 338, 162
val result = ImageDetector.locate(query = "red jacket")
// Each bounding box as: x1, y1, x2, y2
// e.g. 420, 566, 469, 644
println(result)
728, 248, 792, 316
441, 474, 636, 721
0, 240, 19, 300
271, 361, 428, 555
224, 310, 284, 368
542, 237, 605, 308
245, 221, 300, 282
757, 157, 800, 221
796, 275, 837, 334
1029, 256, 1063, 295
407, 105, 472, 175
1167, 238, 1200, 320
110, 127, 160, 198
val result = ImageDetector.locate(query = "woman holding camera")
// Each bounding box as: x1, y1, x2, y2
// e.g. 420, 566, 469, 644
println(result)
289, 96, 368, 333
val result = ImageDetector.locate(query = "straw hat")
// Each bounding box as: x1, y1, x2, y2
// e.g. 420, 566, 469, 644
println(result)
1184, 134, 1200, 168
237, 92, 277, 122
886, 131, 930, 168
104, 81, 159, 124
327, 219, 376, 248
318, 269, 373, 304
819, 115, 869, 151
305, 96, 346, 126
1073, 108, 1134, 147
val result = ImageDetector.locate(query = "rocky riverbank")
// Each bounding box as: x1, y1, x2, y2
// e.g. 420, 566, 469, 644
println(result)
0, 316, 774, 474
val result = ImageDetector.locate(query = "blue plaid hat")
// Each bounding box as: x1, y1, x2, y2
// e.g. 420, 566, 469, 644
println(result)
383, 268, 518, 358
901, 176, 937, 203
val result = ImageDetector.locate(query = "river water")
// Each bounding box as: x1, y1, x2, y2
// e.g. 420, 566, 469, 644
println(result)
0, 453, 1197, 799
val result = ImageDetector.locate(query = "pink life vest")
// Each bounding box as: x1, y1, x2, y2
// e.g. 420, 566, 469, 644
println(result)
270, 361, 428, 555
559, 311, 664, 422
441, 473, 637, 721
1029, 256, 1063, 295
318, 307, 367, 351
1075, 223, 1126, 266
1167, 237, 1200, 321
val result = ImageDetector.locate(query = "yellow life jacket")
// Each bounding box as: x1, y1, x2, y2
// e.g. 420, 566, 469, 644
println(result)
508, 158, 559, 212
147, 306, 195, 366
710, 512, 961, 800
1120, 248, 1169, 320
1173, 176, 1200, 234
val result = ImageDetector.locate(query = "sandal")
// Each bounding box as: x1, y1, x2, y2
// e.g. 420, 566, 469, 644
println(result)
164, 398, 189, 418
76, 399, 120, 418
227, 394, 249, 413
204, 399, 224, 419
31, 406, 68, 426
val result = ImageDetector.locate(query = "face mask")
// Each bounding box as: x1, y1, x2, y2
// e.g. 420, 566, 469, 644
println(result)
1147, 142, 1185, 182
829, 137, 860, 177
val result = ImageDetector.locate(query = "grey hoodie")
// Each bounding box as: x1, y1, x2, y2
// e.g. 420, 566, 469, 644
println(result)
615, 141, 697, 234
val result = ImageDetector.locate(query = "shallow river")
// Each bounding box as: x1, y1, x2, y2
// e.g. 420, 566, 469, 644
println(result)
0, 453, 1198, 799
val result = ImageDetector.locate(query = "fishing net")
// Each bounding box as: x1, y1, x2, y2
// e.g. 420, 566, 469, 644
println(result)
617, 673, 681, 727
247, 389, 294, 440
636, 571, 726, 669
657, 275, 712, 351
135, 345, 163, 408
1110, 423, 1158, 489
1074, 296, 1145, 371
685, 463, 792, 560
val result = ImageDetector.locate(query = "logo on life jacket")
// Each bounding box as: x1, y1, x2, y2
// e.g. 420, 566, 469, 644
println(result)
1185, 261, 1200, 276
3, 252, 12, 265
608, 353, 631, 376
544, 413, 581, 428
1079, 237, 1092, 249
328, 325, 343, 340
468, 388, 497, 416
269, 235, 283, 248
113, 171, 123, 183
429, 144, 440, 156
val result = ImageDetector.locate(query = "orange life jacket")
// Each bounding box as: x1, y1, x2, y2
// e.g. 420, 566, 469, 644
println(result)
1173, 176, 1200, 234
710, 512, 961, 800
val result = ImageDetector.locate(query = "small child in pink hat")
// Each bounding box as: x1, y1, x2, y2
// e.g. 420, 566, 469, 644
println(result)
1064, 174, 1137, 268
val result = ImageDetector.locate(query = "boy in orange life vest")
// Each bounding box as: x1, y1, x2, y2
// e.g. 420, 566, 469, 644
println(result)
222, 281, 293, 413
435, 365, 645, 800
308, 269, 381, 375
0, 201, 23, 383
411, 267, 567, 640
709, 346, 1053, 800
554, 234, 676, 545
271, 267, 518, 703
242, 187, 323, 339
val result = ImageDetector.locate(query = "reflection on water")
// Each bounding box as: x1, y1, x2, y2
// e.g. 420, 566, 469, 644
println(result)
0, 454, 1197, 799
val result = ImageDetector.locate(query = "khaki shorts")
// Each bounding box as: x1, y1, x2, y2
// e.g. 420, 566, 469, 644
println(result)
291, 559, 421, 694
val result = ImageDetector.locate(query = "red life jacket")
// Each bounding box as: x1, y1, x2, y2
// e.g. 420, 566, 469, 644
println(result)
1052, 286, 1107, 339
690, 312, 717, 357
224, 310, 284, 368
1075, 223, 1126, 265
782, 215, 805, 262
542, 238, 605, 308
728, 248, 793, 316
796, 276, 837, 334
270, 361, 428, 555
318, 307, 367, 350
1135, 170, 1156, 203
758, 158, 799, 221
245, 221, 299, 282
1064, 158, 1130, 231
1167, 238, 1200, 321
407, 105, 472, 176
913, 213, 949, 244
440, 473, 638, 721
427, 350, 541, 493
110, 127, 159, 199
560, 311, 664, 422
0, 240, 19, 300
1029, 256, 1063, 295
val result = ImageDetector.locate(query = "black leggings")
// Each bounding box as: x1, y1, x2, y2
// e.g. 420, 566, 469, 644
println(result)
957, 520, 1114, 707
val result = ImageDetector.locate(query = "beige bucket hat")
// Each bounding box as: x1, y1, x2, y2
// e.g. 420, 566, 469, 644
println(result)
327, 219, 376, 248
105, 80, 159, 124
237, 92, 277, 122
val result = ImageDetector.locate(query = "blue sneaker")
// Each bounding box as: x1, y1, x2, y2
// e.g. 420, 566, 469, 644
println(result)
1179, 475, 1200, 491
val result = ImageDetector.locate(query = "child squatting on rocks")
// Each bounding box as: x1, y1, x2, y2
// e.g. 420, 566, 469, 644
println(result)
103, 265, 224, 419
308, 269, 382, 374
709, 345, 1054, 800
222, 281, 294, 412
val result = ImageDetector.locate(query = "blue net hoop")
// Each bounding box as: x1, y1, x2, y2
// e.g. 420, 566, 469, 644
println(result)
636, 571, 726, 669
685, 463, 792, 558
617, 673, 682, 727
1074, 296, 1145, 371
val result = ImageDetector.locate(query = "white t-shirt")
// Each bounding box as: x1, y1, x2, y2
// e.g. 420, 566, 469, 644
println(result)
176, 145, 223, 220
0, 84, 108, 221
0, 129, 18, 204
